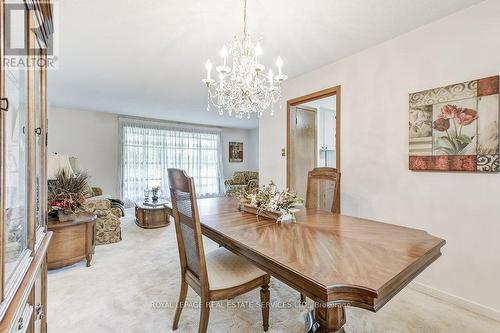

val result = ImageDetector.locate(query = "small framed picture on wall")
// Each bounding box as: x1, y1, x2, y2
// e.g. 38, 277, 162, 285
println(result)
229, 142, 243, 162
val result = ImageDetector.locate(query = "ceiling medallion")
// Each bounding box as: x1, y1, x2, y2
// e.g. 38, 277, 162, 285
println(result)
202, 0, 288, 119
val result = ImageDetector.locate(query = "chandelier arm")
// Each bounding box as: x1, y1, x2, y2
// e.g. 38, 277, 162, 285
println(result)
243, 0, 247, 37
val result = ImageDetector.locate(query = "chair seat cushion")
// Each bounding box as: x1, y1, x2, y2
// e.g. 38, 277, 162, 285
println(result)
206, 248, 267, 291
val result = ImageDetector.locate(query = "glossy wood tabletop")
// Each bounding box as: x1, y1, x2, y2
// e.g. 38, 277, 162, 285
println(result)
198, 197, 445, 311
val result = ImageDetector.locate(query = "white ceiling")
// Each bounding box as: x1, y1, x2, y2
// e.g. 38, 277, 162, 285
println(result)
49, 0, 484, 129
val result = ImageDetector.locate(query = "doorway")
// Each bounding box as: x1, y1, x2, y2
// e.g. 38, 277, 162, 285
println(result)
286, 86, 341, 209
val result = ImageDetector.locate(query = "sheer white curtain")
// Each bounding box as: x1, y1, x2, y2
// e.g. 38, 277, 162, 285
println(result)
119, 118, 224, 204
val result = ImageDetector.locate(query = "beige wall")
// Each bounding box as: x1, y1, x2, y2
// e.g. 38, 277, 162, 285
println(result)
260, 0, 500, 317
222, 127, 259, 180
48, 107, 260, 197
247, 128, 259, 171
48, 107, 120, 197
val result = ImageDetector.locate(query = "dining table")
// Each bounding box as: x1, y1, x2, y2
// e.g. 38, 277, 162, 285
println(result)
197, 197, 445, 333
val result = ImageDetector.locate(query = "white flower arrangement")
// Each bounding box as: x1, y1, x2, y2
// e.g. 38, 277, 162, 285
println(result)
236, 181, 304, 222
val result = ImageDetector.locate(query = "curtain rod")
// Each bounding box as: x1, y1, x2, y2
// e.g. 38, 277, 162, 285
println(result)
118, 115, 224, 133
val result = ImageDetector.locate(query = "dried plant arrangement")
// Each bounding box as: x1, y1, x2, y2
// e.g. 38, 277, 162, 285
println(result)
48, 169, 90, 214
236, 181, 303, 222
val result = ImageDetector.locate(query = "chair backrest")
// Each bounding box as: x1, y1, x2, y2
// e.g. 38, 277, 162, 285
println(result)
305, 167, 341, 213
168, 168, 209, 294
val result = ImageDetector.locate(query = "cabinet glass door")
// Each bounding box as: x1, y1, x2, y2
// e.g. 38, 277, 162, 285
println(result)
34, 47, 43, 233
4, 5, 29, 286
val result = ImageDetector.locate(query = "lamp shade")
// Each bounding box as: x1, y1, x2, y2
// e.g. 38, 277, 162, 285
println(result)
47, 154, 74, 180
69, 156, 80, 172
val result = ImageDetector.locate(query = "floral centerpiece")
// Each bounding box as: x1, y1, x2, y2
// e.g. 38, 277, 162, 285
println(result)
236, 181, 303, 222
48, 169, 89, 221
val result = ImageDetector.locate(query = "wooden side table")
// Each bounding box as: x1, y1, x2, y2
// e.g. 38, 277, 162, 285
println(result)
135, 201, 172, 229
47, 212, 97, 269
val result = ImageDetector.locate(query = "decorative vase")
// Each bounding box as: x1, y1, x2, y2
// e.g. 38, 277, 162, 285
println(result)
151, 187, 161, 202
57, 210, 76, 222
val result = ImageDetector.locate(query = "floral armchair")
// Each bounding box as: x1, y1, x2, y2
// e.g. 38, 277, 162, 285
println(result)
91, 187, 125, 217
224, 171, 259, 197
83, 194, 122, 245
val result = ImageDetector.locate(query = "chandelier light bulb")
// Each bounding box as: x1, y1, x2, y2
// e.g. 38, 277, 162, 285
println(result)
276, 56, 283, 76
255, 43, 262, 61
220, 45, 228, 66
205, 59, 212, 80
255, 43, 262, 55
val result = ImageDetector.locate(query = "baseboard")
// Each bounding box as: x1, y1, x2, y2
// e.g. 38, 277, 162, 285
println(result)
410, 282, 500, 322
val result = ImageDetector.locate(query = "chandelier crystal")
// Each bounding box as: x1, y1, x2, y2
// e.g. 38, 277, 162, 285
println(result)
202, 0, 288, 119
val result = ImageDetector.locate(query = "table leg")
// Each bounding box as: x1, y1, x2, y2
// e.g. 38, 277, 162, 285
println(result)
313, 302, 346, 333
86, 254, 93, 267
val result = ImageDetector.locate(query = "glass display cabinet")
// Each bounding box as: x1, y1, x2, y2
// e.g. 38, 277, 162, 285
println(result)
0, 1, 53, 332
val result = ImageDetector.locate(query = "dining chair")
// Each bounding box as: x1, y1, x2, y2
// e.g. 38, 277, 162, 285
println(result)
301, 167, 341, 304
168, 168, 271, 333
305, 167, 341, 213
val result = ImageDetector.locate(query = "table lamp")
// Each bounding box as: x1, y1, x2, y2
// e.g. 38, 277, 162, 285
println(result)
69, 156, 80, 172
47, 153, 74, 179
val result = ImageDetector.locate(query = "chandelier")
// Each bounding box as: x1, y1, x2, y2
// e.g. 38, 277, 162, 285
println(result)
202, 0, 288, 119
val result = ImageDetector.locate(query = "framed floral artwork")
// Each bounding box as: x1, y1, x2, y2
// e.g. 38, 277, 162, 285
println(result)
229, 142, 243, 162
409, 76, 499, 172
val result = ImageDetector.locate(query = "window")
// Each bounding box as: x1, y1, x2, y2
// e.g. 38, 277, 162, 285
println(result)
120, 119, 224, 204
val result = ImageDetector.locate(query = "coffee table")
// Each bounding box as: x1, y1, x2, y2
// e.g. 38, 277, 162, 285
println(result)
135, 201, 172, 229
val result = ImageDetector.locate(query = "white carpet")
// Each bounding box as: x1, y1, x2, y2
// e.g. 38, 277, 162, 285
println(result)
48, 209, 500, 332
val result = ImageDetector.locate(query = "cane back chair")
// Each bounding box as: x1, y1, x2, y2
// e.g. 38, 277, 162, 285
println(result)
300, 167, 341, 304
168, 168, 271, 333
305, 167, 341, 213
